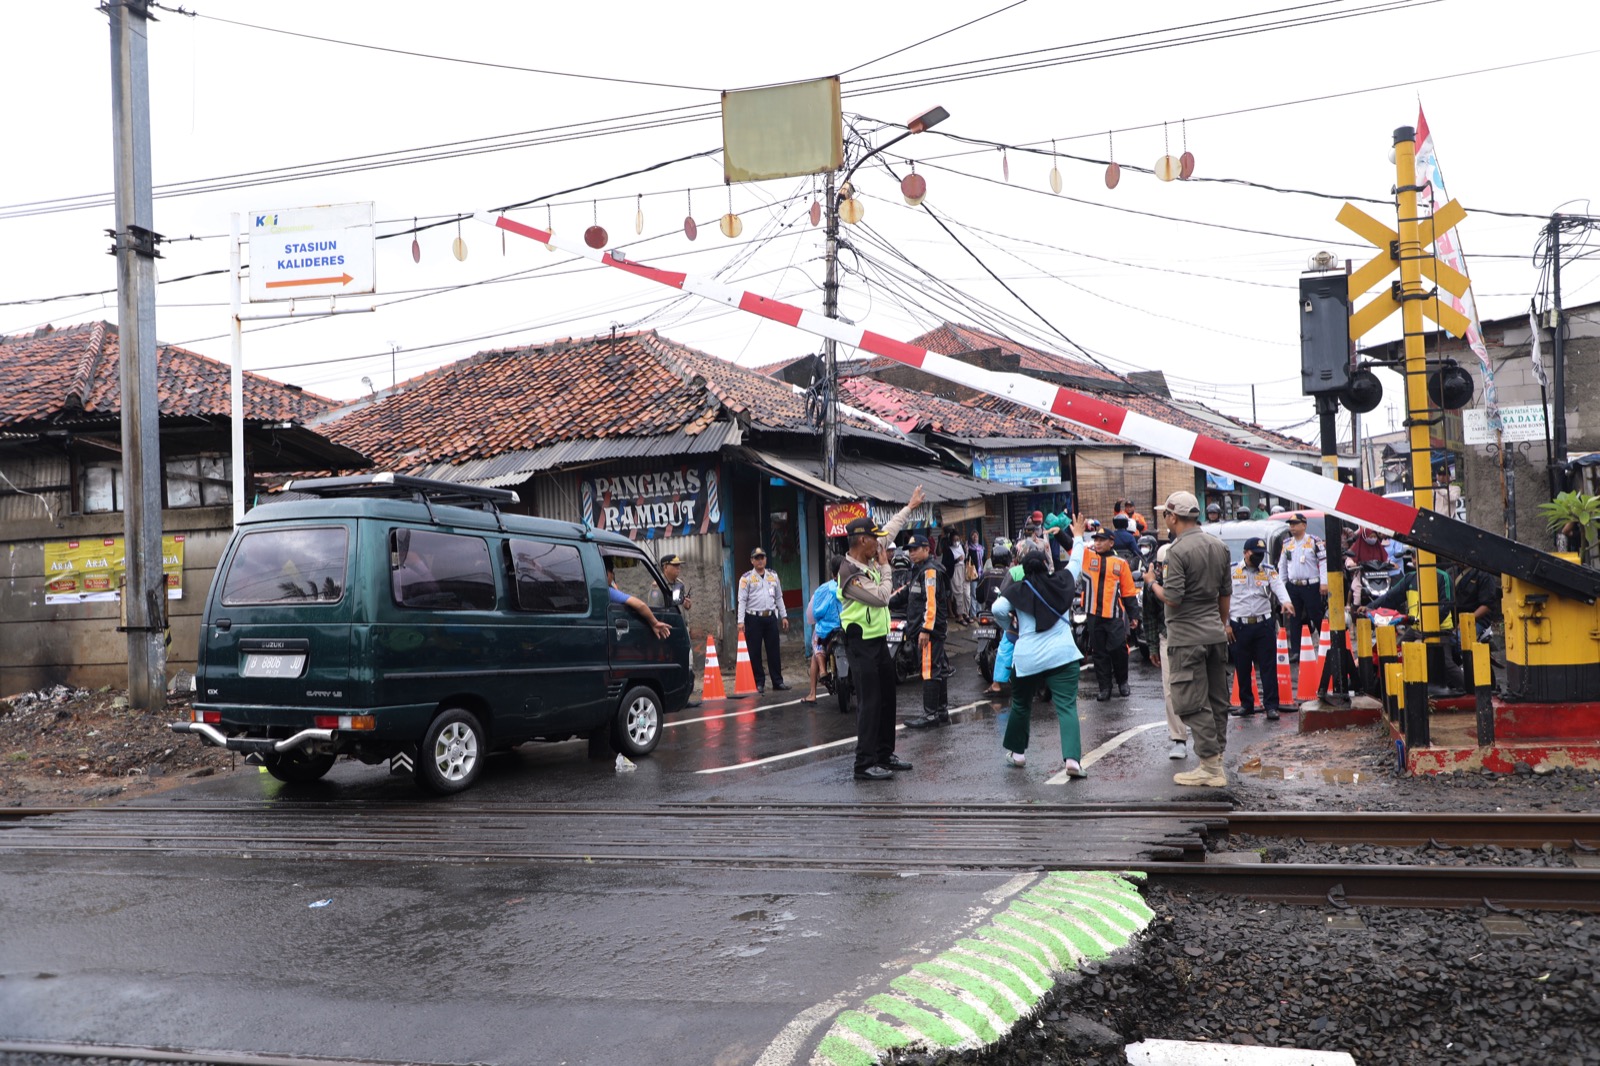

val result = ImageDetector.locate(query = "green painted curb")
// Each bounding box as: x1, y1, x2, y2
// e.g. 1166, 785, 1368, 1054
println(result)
808, 871, 1153, 1064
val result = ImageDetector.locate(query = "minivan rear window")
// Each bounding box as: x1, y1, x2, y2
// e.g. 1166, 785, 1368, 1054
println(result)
508, 538, 589, 613
222, 527, 348, 605
391, 528, 496, 611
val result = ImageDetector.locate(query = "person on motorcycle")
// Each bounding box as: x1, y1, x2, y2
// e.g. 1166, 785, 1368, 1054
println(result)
1356, 550, 1465, 691
978, 543, 1014, 695
802, 555, 845, 706
1110, 514, 1139, 554
903, 532, 954, 730
1082, 528, 1141, 700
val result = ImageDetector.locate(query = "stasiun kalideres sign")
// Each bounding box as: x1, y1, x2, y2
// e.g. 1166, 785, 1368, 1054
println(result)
580, 464, 724, 538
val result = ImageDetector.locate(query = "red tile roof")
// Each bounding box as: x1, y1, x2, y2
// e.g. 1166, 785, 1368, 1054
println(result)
319, 330, 896, 471
840, 376, 1087, 441
908, 322, 1125, 384
0, 321, 339, 426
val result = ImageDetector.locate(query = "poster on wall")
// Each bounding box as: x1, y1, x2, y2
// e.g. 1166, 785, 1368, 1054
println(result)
579, 463, 726, 538
971, 449, 1062, 487
43, 535, 185, 604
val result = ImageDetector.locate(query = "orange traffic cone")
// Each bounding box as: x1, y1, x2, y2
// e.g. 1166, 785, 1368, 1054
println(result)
1229, 664, 1241, 708
1275, 628, 1293, 705
733, 631, 758, 696
701, 634, 727, 700
1316, 619, 1332, 693
1295, 630, 1322, 700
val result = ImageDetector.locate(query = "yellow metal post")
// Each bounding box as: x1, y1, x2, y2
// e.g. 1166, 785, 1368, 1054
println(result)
1392, 129, 1445, 652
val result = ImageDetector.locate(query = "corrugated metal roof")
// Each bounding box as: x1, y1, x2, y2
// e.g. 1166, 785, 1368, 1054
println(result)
411, 423, 740, 485
744, 448, 1007, 505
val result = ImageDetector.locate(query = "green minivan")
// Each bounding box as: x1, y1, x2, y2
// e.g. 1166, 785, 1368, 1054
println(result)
170, 473, 691, 794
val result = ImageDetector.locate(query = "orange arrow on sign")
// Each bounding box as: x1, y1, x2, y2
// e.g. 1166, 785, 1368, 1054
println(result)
265, 273, 354, 289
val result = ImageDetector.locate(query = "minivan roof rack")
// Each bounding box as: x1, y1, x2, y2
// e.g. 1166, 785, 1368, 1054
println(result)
284, 473, 521, 516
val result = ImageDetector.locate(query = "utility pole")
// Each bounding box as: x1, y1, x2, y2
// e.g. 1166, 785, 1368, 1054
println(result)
108, 0, 167, 712
820, 106, 948, 486
822, 168, 840, 485
1549, 215, 1568, 490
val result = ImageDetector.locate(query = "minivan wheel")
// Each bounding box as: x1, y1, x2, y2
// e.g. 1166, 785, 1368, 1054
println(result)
611, 686, 662, 758
416, 708, 484, 794
261, 750, 336, 784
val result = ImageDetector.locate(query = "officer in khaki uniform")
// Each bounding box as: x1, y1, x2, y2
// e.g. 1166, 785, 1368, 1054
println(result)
1147, 491, 1234, 788
737, 547, 788, 693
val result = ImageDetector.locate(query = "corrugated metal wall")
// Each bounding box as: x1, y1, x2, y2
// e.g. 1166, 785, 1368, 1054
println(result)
0, 455, 71, 525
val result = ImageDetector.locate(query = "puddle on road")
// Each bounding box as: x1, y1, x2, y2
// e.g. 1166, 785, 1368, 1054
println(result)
1237, 757, 1366, 785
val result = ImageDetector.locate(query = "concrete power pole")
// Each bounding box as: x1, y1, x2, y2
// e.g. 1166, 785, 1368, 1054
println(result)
108, 0, 167, 711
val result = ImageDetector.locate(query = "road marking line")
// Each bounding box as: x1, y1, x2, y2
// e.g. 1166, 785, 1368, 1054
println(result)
808, 873, 1154, 1064
1045, 720, 1165, 783
667, 697, 803, 728
694, 700, 988, 775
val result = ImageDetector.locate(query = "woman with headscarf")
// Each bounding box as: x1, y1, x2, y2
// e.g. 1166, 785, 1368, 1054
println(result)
992, 513, 1090, 777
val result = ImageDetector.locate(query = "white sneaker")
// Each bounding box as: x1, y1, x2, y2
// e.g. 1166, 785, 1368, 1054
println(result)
1168, 740, 1188, 760
1005, 751, 1026, 767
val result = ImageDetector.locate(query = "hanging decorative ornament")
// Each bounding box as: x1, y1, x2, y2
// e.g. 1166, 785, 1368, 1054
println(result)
410, 218, 421, 263
1179, 118, 1196, 180
809, 177, 822, 226
839, 196, 865, 225
501, 228, 506, 256
1000, 146, 1009, 182
635, 193, 644, 235
901, 165, 926, 207
684, 189, 697, 240
1155, 122, 1180, 182
452, 219, 468, 262
1049, 139, 1062, 195
545, 204, 556, 252
720, 185, 742, 238
584, 200, 608, 249
1105, 132, 1121, 190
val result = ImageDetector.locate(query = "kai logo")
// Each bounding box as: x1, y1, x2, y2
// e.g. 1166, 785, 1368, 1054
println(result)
254, 214, 278, 228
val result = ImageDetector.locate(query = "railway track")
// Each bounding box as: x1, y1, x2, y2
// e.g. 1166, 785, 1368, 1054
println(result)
0, 1039, 459, 1066
3, 802, 1596, 911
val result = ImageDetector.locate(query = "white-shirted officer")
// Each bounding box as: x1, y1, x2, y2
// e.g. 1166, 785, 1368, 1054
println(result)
1226, 536, 1294, 720
737, 547, 788, 693
1279, 512, 1326, 677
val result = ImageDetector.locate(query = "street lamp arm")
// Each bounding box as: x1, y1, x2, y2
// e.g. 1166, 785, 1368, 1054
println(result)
837, 106, 948, 195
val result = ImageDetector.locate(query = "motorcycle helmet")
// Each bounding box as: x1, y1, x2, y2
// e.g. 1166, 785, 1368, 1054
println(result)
991, 545, 1012, 568
1137, 534, 1156, 555
891, 548, 911, 571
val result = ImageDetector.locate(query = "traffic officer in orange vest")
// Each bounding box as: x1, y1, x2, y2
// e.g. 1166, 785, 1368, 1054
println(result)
1082, 527, 1140, 700
902, 531, 953, 730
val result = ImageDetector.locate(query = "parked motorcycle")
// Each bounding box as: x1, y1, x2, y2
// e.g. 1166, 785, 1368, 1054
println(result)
973, 609, 1000, 682
819, 630, 853, 715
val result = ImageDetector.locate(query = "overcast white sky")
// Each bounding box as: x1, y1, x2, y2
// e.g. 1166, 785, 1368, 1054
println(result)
3, 0, 1597, 441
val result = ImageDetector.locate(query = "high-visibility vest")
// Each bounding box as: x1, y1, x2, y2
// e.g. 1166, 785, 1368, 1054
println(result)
838, 565, 890, 639
1406, 569, 1455, 632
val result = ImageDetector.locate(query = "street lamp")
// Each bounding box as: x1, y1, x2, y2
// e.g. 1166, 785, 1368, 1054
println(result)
822, 105, 948, 485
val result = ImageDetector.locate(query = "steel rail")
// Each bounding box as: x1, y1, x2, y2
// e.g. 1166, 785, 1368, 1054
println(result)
1224, 810, 1600, 849
1133, 860, 1600, 912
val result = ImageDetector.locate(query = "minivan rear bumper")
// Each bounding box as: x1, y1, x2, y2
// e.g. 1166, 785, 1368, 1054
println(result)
169, 721, 334, 755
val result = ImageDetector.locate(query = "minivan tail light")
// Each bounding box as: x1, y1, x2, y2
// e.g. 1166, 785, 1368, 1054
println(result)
193, 709, 221, 724
314, 714, 375, 731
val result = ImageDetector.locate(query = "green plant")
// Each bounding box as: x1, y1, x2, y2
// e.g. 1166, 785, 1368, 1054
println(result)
1539, 491, 1600, 554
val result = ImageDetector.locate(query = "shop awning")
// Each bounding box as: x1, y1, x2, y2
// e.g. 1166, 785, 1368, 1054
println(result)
741, 448, 1006, 505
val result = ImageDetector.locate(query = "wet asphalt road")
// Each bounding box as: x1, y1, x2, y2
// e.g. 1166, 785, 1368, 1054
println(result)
0, 633, 1277, 1064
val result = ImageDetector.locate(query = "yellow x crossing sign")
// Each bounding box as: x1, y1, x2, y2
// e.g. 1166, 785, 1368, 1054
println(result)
1338, 200, 1473, 340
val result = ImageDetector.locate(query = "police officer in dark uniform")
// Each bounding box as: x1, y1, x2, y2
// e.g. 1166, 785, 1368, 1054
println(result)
903, 532, 953, 729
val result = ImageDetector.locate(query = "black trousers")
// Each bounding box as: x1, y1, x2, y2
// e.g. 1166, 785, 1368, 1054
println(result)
845, 630, 898, 771
1087, 614, 1129, 693
913, 630, 950, 714
1230, 618, 1278, 710
745, 614, 783, 686
1286, 583, 1325, 660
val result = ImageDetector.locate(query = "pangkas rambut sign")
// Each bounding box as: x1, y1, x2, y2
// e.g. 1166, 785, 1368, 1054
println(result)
580, 464, 725, 537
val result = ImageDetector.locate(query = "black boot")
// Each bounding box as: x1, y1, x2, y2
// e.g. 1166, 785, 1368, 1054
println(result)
907, 681, 951, 728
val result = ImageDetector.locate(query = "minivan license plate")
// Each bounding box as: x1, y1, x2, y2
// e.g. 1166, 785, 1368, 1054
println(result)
242, 653, 305, 679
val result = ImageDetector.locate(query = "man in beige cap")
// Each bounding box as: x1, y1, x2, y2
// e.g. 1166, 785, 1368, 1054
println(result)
1147, 490, 1234, 787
